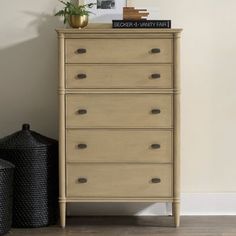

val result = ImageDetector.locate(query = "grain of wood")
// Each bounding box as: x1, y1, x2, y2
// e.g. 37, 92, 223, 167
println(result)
66, 164, 172, 198
7, 216, 236, 236
65, 38, 172, 64
66, 64, 173, 89
66, 129, 173, 163
66, 94, 173, 128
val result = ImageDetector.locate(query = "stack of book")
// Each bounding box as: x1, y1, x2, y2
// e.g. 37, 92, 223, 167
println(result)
113, 7, 171, 29
112, 20, 171, 29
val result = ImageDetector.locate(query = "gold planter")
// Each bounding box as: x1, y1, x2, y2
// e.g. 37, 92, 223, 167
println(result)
69, 15, 88, 29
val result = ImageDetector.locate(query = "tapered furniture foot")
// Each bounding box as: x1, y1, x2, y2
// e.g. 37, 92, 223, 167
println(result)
172, 202, 180, 227
60, 202, 66, 228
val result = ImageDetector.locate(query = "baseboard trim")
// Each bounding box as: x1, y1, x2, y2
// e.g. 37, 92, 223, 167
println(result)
67, 193, 236, 216
181, 193, 236, 215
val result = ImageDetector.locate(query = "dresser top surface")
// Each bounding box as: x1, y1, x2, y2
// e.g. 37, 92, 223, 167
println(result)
56, 23, 182, 34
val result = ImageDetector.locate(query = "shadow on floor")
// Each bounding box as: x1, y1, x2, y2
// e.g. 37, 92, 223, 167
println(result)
67, 216, 175, 227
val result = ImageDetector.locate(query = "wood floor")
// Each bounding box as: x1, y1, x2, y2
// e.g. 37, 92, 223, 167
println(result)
6, 216, 236, 236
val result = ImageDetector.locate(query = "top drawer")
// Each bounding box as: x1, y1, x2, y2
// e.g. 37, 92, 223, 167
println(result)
65, 39, 173, 64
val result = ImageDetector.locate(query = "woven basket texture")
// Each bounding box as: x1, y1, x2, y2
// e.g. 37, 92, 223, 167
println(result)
0, 159, 14, 236
0, 124, 58, 228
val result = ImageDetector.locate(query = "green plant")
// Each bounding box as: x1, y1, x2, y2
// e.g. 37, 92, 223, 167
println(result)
55, 1, 96, 24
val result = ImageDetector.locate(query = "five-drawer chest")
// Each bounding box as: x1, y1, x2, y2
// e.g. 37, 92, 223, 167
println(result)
56, 25, 182, 227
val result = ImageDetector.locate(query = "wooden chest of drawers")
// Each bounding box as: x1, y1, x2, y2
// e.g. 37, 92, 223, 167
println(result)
57, 25, 182, 228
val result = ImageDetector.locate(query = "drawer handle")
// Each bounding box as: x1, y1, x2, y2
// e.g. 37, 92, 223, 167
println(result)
151, 178, 161, 184
151, 48, 161, 54
77, 74, 87, 79
78, 144, 87, 149
78, 109, 87, 115
151, 144, 161, 149
151, 73, 161, 79
151, 109, 161, 114
78, 178, 87, 184
77, 48, 87, 54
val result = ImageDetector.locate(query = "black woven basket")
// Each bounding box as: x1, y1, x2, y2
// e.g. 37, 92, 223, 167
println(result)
0, 159, 14, 236
0, 124, 58, 228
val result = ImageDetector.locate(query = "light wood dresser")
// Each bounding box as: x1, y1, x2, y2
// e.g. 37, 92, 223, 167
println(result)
56, 25, 182, 227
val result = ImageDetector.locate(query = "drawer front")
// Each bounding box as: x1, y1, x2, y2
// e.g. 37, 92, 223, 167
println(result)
66, 64, 173, 89
66, 94, 172, 128
66, 130, 172, 163
67, 164, 172, 198
65, 39, 172, 63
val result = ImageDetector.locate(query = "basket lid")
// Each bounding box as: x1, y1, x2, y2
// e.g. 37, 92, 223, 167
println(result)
0, 159, 15, 169
0, 124, 57, 149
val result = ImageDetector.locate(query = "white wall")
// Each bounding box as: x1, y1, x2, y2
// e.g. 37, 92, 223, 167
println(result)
1, 0, 236, 215
133, 0, 236, 194
0, 0, 63, 138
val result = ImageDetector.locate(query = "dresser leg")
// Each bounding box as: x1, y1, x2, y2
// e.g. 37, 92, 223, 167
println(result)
172, 202, 180, 227
60, 202, 66, 228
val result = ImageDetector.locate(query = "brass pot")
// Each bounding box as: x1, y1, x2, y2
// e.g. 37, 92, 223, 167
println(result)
69, 15, 88, 29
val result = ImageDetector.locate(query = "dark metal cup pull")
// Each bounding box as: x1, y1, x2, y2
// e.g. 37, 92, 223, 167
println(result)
151, 144, 161, 149
78, 178, 87, 184
151, 109, 161, 114
77, 48, 87, 54
151, 178, 161, 184
151, 73, 161, 79
78, 144, 87, 149
77, 74, 87, 79
78, 109, 87, 115
151, 48, 161, 54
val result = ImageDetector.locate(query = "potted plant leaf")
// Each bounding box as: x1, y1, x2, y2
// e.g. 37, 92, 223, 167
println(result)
55, 1, 96, 28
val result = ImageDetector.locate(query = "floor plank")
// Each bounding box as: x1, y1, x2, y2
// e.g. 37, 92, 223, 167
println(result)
6, 216, 236, 236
